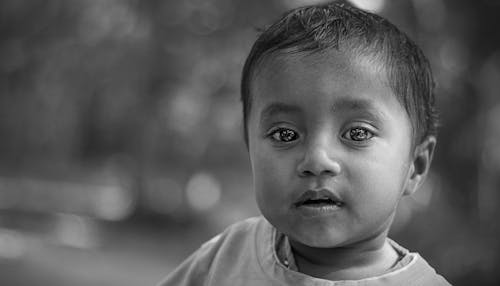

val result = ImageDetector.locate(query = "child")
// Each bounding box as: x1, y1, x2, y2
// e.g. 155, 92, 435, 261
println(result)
159, 1, 451, 285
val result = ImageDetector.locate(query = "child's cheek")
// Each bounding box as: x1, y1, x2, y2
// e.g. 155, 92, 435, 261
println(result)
252, 148, 295, 214
348, 152, 409, 215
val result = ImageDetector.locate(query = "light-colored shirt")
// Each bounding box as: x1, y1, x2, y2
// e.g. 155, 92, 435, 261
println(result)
158, 216, 451, 286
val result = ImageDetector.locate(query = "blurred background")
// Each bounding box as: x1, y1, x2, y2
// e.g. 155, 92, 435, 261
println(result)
0, 0, 499, 285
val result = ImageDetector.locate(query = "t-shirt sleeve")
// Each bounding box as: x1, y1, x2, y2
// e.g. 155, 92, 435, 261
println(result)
156, 235, 222, 286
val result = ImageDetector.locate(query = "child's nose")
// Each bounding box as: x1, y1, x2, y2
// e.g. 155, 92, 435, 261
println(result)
296, 141, 342, 178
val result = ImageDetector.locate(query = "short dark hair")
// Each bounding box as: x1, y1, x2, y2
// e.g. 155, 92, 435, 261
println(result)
241, 1, 438, 146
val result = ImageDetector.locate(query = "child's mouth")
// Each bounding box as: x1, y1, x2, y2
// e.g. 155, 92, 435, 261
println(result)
293, 189, 345, 216
301, 198, 344, 207
295, 198, 344, 217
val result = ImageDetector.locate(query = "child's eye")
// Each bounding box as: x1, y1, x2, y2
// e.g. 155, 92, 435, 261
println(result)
269, 128, 300, 143
343, 127, 374, 142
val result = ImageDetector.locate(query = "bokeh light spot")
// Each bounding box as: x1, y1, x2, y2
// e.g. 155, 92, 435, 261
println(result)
349, 0, 385, 12
279, 0, 332, 10
185, 172, 221, 212
94, 185, 134, 221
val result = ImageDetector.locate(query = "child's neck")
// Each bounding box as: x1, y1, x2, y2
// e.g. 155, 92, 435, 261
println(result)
289, 234, 400, 281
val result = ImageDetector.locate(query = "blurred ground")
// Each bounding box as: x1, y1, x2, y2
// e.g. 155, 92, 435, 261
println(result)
0, 168, 258, 285
0, 217, 220, 285
0, 218, 184, 286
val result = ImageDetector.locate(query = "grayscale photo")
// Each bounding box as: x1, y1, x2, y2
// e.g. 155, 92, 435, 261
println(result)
0, 0, 499, 285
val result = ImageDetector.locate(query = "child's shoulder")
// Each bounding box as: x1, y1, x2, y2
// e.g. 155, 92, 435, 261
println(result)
201, 215, 269, 249
157, 216, 271, 286
221, 216, 268, 235
386, 239, 452, 286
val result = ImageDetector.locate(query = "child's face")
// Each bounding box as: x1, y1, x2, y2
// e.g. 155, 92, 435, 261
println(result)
247, 50, 415, 248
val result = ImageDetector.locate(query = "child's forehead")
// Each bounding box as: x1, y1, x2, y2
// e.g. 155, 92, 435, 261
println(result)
254, 49, 388, 88
250, 50, 406, 124
252, 49, 390, 102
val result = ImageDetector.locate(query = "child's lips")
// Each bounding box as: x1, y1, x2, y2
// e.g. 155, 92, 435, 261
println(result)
300, 199, 344, 207
294, 188, 345, 218
293, 188, 344, 208
293, 189, 344, 217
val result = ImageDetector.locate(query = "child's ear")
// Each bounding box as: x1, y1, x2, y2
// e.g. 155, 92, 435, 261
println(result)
403, 136, 437, 196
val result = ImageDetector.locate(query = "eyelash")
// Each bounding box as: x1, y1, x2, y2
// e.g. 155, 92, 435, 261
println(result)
342, 127, 374, 142
266, 126, 375, 144
268, 127, 300, 143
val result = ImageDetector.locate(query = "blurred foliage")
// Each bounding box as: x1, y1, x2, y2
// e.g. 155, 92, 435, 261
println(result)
0, 0, 500, 285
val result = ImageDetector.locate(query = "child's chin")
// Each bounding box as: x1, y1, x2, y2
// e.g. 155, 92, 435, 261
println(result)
289, 229, 346, 248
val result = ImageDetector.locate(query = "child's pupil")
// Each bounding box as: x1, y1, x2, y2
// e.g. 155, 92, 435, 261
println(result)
350, 128, 368, 141
280, 129, 296, 141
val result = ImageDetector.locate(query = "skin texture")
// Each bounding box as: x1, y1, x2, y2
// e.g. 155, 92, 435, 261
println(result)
247, 50, 436, 280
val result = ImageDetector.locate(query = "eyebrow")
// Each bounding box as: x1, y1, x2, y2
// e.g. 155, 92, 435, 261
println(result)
331, 98, 376, 112
259, 98, 386, 124
259, 102, 301, 124
331, 98, 386, 120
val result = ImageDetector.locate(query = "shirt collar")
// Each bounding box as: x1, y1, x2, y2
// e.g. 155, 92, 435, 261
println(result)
274, 230, 298, 271
273, 230, 413, 275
